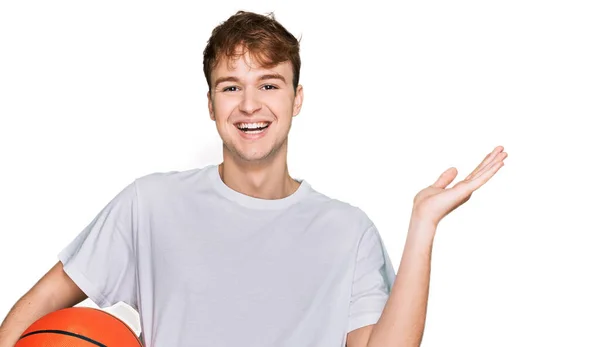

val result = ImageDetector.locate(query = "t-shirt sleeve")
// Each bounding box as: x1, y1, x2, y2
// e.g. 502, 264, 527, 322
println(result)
347, 224, 397, 333
58, 180, 139, 310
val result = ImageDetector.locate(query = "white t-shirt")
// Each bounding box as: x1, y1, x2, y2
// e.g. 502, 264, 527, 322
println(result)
58, 164, 396, 346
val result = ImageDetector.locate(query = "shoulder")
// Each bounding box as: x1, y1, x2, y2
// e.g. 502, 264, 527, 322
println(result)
131, 165, 214, 197
302, 187, 375, 236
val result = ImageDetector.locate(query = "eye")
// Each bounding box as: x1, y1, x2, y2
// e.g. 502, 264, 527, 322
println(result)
222, 86, 239, 92
262, 84, 278, 90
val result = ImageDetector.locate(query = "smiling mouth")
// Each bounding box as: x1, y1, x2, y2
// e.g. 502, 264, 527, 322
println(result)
235, 121, 271, 133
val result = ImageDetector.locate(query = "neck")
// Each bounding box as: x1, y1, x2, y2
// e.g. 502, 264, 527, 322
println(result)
219, 145, 300, 200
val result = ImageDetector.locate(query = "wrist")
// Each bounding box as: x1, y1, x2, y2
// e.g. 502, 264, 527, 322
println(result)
409, 207, 438, 229
406, 211, 437, 244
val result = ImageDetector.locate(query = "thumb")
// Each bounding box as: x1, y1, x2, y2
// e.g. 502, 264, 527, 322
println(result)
431, 167, 458, 189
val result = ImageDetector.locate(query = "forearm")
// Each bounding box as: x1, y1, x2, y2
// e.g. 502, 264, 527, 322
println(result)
367, 215, 436, 347
0, 262, 87, 347
0, 288, 57, 347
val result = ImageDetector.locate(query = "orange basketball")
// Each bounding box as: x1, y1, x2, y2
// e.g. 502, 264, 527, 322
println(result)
15, 307, 142, 347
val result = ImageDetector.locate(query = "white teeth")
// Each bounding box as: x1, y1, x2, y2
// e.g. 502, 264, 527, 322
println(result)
236, 122, 269, 129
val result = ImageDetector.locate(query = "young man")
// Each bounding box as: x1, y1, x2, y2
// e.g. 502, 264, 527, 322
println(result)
0, 10, 507, 347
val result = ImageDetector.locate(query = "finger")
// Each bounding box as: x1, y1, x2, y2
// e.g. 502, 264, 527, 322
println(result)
450, 150, 506, 189
471, 151, 508, 181
465, 145, 503, 180
432, 167, 458, 189
465, 146, 504, 181
467, 160, 505, 191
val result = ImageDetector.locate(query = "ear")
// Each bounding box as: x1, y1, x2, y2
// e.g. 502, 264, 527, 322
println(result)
207, 91, 215, 121
292, 85, 304, 117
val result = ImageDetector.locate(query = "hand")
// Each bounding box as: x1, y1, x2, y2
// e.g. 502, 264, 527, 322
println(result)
412, 146, 508, 227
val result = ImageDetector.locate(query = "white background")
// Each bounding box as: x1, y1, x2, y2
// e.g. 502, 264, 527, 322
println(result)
1, 0, 599, 346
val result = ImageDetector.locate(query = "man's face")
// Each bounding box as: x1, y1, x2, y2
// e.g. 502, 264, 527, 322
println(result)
208, 50, 303, 164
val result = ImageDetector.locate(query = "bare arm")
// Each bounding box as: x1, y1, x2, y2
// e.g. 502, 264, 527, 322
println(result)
360, 217, 435, 347
346, 217, 434, 347
0, 261, 87, 347
348, 146, 506, 347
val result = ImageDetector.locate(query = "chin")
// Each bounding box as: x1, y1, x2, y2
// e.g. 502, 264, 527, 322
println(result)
238, 152, 273, 163
224, 139, 285, 164
227, 146, 273, 163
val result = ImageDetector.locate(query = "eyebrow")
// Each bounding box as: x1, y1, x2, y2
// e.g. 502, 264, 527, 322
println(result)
213, 73, 287, 87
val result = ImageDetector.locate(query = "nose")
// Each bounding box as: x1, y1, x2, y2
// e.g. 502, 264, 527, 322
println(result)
238, 89, 262, 115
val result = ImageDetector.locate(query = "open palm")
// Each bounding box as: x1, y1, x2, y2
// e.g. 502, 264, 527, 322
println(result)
412, 146, 508, 227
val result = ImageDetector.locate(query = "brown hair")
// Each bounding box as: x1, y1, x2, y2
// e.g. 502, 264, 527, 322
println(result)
203, 11, 301, 92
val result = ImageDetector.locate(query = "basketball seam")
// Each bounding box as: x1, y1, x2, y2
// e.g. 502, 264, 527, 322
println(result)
19, 329, 107, 346
95, 308, 143, 347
